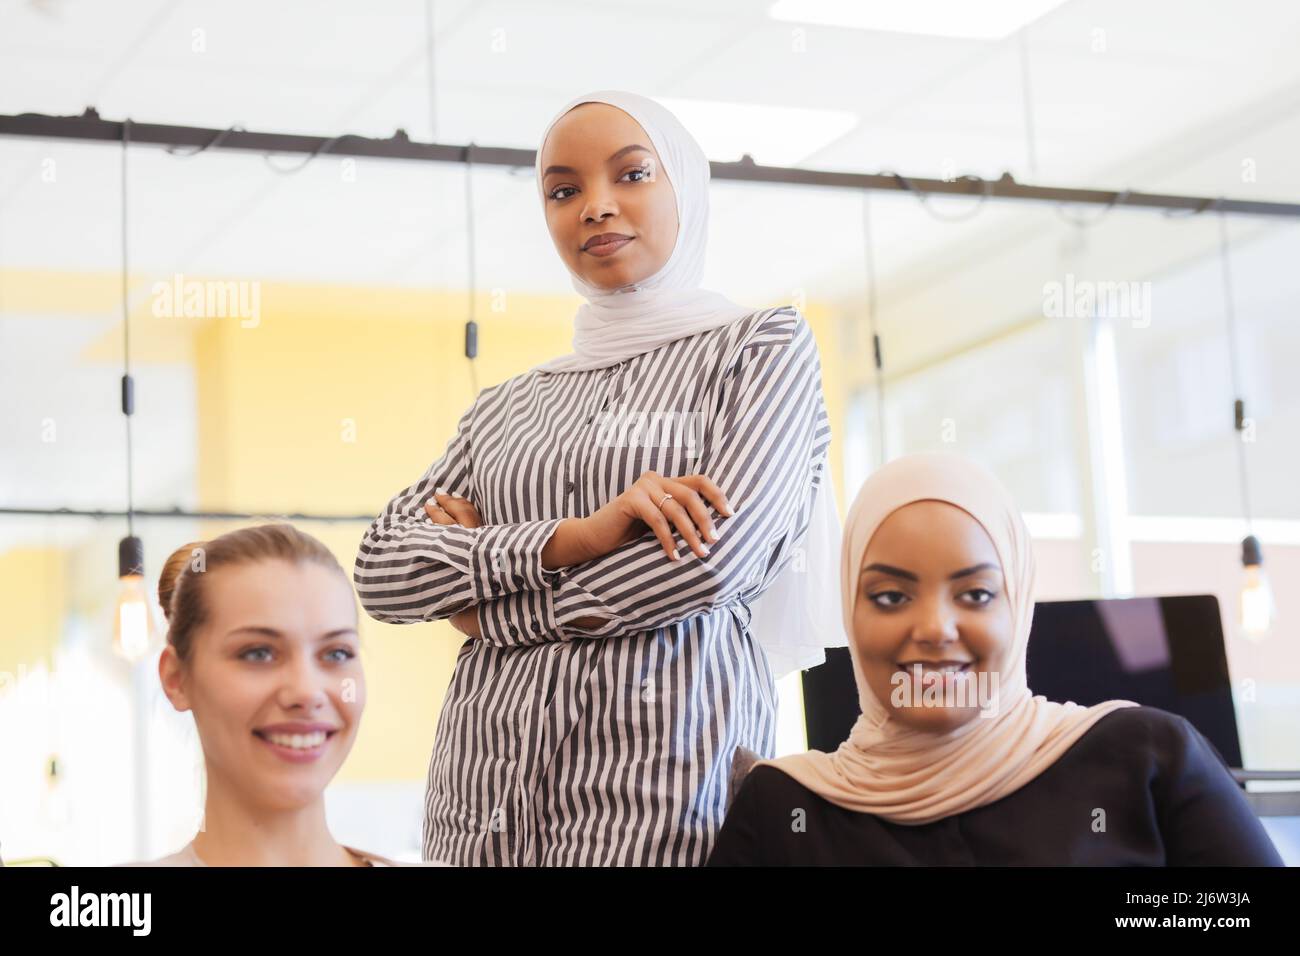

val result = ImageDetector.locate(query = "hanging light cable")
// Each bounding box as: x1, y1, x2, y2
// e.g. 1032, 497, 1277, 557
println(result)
114, 117, 153, 663
861, 191, 885, 468
464, 141, 479, 396
1018, 25, 1039, 181
423, 0, 479, 397
1217, 204, 1274, 640
424, 0, 438, 143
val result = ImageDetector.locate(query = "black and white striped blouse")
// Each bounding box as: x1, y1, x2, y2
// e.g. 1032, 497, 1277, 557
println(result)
354, 305, 832, 866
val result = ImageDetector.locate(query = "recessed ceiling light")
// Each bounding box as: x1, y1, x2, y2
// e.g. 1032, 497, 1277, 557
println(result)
769, 0, 1069, 40
658, 97, 859, 167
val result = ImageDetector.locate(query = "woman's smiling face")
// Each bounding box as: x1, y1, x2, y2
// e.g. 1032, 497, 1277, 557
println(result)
540, 102, 679, 291
852, 500, 1014, 733
162, 559, 365, 811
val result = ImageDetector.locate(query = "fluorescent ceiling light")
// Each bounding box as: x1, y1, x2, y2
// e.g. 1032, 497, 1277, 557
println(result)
769, 0, 1069, 40
658, 97, 859, 167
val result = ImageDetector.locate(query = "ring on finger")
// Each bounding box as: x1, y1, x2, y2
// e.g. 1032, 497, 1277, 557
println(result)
656, 492, 674, 511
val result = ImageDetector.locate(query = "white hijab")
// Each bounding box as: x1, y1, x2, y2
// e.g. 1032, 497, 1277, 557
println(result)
531, 90, 844, 677
531, 89, 752, 373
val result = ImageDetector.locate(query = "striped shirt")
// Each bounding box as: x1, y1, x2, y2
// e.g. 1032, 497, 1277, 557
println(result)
354, 306, 831, 866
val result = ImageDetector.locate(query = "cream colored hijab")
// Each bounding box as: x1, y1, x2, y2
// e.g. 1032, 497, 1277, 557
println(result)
758, 452, 1138, 824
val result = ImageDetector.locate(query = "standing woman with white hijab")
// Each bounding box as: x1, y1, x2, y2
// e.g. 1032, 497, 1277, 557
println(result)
354, 90, 843, 866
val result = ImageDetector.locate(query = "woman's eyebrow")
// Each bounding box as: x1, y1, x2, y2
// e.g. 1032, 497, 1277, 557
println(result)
861, 562, 917, 581
949, 562, 1000, 579
860, 561, 1000, 581
226, 625, 282, 639
542, 143, 651, 178
224, 626, 357, 640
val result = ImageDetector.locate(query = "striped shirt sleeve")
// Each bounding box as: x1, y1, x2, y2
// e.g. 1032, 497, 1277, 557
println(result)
476, 310, 829, 647
353, 399, 565, 624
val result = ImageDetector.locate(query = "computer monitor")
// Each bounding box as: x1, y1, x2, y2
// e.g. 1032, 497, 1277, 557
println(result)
1026, 595, 1242, 769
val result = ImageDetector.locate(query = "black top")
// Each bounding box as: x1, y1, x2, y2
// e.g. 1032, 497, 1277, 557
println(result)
707, 707, 1283, 866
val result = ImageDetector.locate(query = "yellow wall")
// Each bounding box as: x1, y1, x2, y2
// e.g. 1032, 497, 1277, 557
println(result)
2, 270, 850, 781
0, 548, 65, 677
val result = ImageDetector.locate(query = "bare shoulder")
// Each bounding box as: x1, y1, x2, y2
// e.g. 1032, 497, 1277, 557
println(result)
346, 846, 455, 867
115, 848, 202, 867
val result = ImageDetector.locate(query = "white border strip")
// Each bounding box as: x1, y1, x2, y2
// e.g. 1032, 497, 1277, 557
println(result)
1126, 515, 1300, 546
1022, 513, 1300, 546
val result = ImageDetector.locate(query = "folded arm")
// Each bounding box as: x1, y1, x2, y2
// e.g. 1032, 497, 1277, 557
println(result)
476, 312, 831, 647
353, 401, 565, 624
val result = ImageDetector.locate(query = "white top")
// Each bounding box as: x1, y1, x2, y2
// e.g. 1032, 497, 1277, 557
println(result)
121, 840, 451, 867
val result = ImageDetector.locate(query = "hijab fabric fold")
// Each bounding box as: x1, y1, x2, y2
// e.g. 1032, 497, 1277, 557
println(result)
530, 90, 844, 676
758, 452, 1138, 823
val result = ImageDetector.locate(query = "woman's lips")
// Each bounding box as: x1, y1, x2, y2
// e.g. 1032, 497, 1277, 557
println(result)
896, 661, 972, 673
583, 236, 633, 257
253, 729, 337, 764
896, 662, 974, 689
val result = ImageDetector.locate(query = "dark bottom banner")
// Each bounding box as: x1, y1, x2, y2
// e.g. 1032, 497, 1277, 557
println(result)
2, 864, 1290, 941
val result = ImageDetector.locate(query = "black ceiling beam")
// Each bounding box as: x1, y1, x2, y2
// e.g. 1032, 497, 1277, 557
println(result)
4, 108, 1300, 218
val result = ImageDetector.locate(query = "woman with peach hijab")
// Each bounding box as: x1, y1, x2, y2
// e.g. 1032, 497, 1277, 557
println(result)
709, 452, 1282, 866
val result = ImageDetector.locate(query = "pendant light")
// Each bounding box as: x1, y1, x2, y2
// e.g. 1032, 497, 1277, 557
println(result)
1239, 533, 1273, 639
1218, 207, 1274, 640
113, 118, 154, 663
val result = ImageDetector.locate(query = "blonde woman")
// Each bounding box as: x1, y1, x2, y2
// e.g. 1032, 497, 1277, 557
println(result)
124, 524, 440, 866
